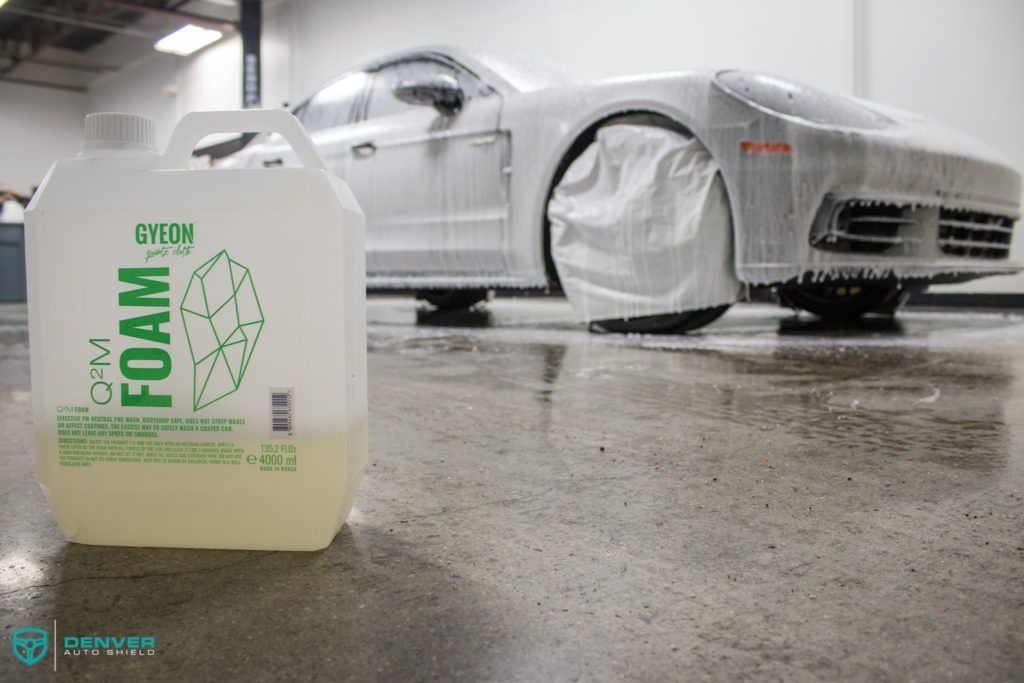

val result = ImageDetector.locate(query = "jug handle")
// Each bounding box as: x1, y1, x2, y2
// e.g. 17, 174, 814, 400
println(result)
160, 109, 326, 171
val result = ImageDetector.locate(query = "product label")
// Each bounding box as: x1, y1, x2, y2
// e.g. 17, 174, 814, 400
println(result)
46, 217, 300, 475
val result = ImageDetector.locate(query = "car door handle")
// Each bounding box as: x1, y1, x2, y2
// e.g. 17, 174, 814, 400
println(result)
469, 135, 498, 146
352, 142, 376, 158
262, 157, 283, 167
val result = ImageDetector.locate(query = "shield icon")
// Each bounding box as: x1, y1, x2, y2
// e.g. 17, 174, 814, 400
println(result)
12, 627, 48, 667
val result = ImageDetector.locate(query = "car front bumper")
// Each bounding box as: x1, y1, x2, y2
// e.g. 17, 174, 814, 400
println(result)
719, 107, 1022, 286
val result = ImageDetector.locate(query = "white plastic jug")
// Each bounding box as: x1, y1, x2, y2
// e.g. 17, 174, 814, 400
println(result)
25, 110, 367, 551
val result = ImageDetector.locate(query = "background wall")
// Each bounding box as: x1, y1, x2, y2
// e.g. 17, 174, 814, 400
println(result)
84, 54, 180, 151
0, 81, 85, 196
265, 0, 857, 108
3, 0, 1023, 290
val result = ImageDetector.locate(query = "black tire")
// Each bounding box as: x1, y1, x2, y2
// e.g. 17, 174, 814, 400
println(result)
591, 304, 731, 334
779, 285, 906, 319
415, 289, 488, 311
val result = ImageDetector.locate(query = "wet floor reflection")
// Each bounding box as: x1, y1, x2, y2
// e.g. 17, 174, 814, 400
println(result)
372, 323, 1013, 478
415, 306, 493, 328
777, 314, 905, 337
709, 345, 1010, 472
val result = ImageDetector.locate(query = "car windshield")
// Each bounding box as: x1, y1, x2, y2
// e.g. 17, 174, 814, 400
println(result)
467, 49, 579, 92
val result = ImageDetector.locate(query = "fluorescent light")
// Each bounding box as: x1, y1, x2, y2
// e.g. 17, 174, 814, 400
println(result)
155, 24, 223, 56
0, 0, 9, 9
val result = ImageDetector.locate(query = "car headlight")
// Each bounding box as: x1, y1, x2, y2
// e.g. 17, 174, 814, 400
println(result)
715, 70, 890, 130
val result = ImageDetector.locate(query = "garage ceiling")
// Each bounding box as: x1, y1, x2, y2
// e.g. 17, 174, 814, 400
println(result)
0, 0, 239, 92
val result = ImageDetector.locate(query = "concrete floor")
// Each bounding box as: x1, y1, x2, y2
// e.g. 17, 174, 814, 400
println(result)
2, 298, 1023, 681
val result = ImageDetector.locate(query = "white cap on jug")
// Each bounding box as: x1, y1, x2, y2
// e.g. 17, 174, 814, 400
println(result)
82, 112, 157, 154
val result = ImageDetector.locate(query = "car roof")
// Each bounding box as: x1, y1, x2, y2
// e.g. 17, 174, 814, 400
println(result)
362, 45, 579, 93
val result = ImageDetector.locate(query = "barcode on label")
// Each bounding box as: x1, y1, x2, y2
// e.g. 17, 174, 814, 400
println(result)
270, 388, 294, 436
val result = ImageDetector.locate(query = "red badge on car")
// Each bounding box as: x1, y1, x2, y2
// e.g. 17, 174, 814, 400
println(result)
740, 141, 793, 154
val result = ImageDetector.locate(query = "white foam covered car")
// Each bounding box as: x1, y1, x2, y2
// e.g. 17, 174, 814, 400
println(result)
226, 47, 1021, 332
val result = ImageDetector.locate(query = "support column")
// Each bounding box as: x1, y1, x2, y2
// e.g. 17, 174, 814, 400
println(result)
241, 0, 261, 109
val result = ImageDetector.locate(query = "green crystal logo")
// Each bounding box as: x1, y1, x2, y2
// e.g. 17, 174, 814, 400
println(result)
180, 250, 263, 410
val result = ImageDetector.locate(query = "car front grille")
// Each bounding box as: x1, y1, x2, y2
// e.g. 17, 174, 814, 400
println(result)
811, 195, 1016, 260
811, 199, 920, 255
937, 208, 1014, 259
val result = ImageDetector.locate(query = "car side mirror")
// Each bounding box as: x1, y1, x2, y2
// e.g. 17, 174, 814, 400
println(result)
393, 74, 464, 115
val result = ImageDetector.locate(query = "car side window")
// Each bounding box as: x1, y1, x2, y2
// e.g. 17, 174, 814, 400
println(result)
365, 58, 487, 120
295, 72, 369, 132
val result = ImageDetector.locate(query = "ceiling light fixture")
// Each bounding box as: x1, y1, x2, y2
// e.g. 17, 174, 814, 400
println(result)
154, 24, 223, 56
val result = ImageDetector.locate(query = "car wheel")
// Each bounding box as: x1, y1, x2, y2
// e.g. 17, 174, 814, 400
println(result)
590, 304, 731, 334
779, 285, 906, 318
546, 113, 739, 335
415, 289, 488, 311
